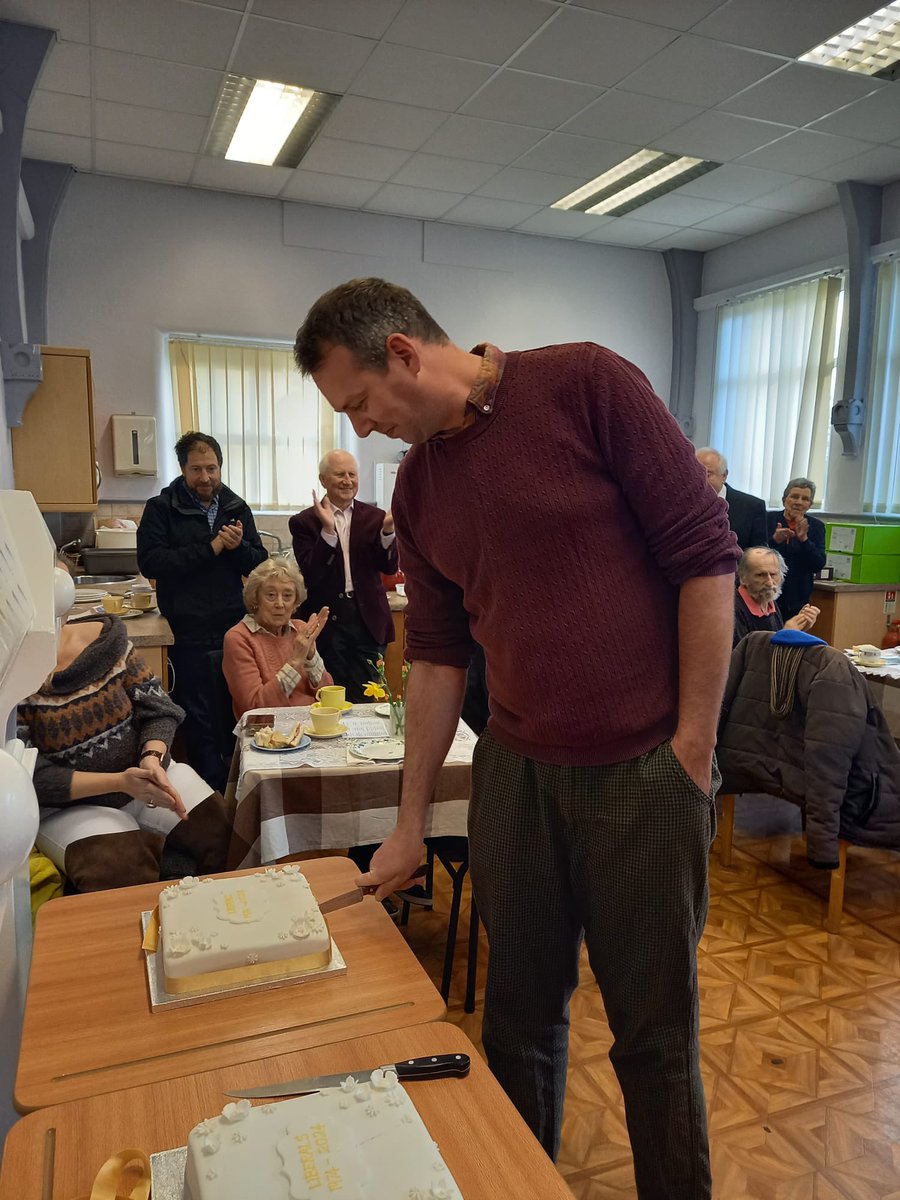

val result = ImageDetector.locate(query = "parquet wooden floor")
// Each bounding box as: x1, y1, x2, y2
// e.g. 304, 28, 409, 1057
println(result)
398, 797, 900, 1198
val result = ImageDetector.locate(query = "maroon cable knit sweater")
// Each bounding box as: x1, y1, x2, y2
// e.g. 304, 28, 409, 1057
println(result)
392, 341, 739, 766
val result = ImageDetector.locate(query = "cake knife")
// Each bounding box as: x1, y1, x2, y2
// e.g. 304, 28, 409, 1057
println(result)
318, 864, 429, 915
224, 1054, 470, 1098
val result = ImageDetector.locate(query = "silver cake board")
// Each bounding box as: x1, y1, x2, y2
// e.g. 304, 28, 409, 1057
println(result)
141, 911, 347, 1011
150, 1146, 187, 1200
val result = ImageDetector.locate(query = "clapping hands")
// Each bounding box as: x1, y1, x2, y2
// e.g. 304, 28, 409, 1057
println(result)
311, 490, 336, 536
293, 607, 330, 663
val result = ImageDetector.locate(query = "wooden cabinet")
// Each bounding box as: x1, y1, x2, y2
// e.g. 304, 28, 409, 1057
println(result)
11, 346, 98, 511
139, 645, 170, 692
810, 582, 897, 649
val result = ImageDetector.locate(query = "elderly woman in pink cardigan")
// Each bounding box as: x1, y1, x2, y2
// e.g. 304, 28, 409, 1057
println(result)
222, 558, 332, 718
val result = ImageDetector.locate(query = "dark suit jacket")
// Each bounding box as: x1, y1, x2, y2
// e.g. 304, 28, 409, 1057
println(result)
766, 509, 827, 621
724, 483, 768, 552
290, 500, 397, 647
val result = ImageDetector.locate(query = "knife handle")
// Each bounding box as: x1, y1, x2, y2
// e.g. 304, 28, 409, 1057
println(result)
394, 1054, 470, 1082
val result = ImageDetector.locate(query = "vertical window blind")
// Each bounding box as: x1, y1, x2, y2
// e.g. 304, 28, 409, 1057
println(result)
169, 337, 335, 510
863, 258, 900, 516
709, 274, 844, 508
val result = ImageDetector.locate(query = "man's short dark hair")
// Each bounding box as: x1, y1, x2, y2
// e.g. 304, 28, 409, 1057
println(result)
175, 431, 223, 468
294, 278, 449, 375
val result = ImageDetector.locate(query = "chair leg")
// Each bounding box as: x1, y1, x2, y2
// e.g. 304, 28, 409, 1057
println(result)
719, 793, 735, 867
440, 858, 466, 1003
464, 895, 479, 1015
826, 840, 848, 934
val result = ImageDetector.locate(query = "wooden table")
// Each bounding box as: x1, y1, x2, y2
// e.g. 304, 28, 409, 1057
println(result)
15, 858, 446, 1112
1, 1024, 574, 1199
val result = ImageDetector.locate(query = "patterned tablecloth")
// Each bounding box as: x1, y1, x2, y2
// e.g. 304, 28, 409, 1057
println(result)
226, 704, 476, 868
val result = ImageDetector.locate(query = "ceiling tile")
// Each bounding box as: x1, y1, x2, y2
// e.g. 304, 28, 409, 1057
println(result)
94, 100, 208, 153
192, 157, 293, 196
581, 217, 683, 246
390, 153, 501, 191
1, 0, 90, 41
629, 193, 732, 224
514, 208, 611, 238
280, 170, 382, 206
364, 182, 466, 218
232, 16, 376, 93
25, 89, 91, 138
21, 129, 92, 171
511, 7, 677, 87
298, 137, 412, 181
92, 0, 241, 70
561, 89, 701, 144
38, 40, 91, 96
573, 0, 724, 31
441, 194, 543, 228
649, 227, 737, 249
747, 176, 837, 213
94, 140, 195, 184
252, 0, 405, 39
621, 35, 783, 108
692, 0, 880, 58
737, 128, 876, 174
674, 163, 798, 203
476, 165, 586, 205
720, 63, 885, 128
693, 204, 794, 234
321, 97, 448, 152
347, 42, 494, 110
656, 111, 791, 161
514, 133, 636, 178
813, 144, 900, 186
420, 115, 546, 165
384, 0, 557, 65
811, 86, 900, 144
462, 69, 602, 130
92, 48, 222, 115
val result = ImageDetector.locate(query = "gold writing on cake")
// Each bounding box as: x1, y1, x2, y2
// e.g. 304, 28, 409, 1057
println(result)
325, 1166, 343, 1192
223, 890, 253, 921
312, 1123, 330, 1154
294, 1133, 321, 1188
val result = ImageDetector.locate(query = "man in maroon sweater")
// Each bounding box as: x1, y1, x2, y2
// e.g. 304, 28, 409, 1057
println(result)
295, 278, 738, 1199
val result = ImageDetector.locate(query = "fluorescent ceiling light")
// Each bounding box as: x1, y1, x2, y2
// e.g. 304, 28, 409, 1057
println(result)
553, 151, 720, 217
204, 74, 340, 168
799, 3, 900, 77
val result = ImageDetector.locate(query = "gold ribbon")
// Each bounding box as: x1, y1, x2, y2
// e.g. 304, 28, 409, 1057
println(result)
164, 944, 332, 994
141, 907, 160, 952
72, 1148, 150, 1200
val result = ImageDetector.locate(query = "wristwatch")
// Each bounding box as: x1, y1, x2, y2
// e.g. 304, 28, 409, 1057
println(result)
140, 749, 165, 763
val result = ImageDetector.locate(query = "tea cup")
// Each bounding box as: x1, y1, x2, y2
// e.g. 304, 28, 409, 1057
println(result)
102, 594, 125, 614
130, 591, 155, 610
309, 705, 341, 734
316, 685, 346, 708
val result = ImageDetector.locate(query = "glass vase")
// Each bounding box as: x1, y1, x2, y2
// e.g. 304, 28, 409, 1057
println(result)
389, 702, 406, 739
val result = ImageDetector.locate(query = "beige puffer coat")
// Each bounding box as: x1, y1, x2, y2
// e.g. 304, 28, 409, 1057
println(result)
717, 631, 900, 868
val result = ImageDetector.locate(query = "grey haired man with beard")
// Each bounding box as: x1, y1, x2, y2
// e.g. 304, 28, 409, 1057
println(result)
734, 547, 820, 647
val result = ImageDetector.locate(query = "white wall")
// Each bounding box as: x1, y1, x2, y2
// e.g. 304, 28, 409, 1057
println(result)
46, 173, 673, 505
693, 189, 900, 514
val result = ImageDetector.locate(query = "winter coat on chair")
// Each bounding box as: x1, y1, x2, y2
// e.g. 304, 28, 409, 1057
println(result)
717, 629, 900, 869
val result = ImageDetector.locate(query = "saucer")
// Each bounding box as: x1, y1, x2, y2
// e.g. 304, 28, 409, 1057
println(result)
91, 604, 143, 620
304, 723, 348, 739
252, 734, 312, 753
348, 737, 405, 762
311, 701, 354, 713
372, 703, 391, 718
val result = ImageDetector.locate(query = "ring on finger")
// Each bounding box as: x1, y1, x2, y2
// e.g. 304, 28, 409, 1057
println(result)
146, 799, 157, 808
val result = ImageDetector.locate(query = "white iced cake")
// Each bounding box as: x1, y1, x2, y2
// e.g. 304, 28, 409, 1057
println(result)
158, 867, 331, 993
185, 1070, 461, 1200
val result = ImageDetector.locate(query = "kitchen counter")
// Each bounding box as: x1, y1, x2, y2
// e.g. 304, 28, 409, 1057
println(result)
812, 580, 900, 593
810, 580, 896, 649
70, 604, 173, 647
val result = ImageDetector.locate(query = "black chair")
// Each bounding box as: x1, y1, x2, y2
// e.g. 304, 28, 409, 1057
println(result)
400, 836, 480, 1014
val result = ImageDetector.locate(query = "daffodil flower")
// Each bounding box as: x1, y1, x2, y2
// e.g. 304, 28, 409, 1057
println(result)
363, 681, 388, 699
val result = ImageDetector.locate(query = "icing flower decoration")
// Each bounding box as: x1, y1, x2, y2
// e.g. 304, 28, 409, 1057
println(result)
246, 953, 259, 965
178, 876, 198, 892
339, 1076, 359, 1093
355, 1085, 369, 1103
370, 1068, 399, 1091
430, 1183, 454, 1200
167, 932, 191, 957
192, 932, 215, 951
290, 916, 313, 940
365, 1104, 378, 1117
221, 1100, 251, 1124
282, 864, 301, 878
200, 1132, 220, 1156
261, 1105, 276, 1115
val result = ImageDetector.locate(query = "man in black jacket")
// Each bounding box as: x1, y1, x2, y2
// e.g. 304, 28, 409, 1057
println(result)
696, 447, 767, 553
137, 431, 267, 790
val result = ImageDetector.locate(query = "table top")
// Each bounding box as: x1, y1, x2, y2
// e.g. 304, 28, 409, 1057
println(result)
15, 857, 445, 1113
1, 1024, 574, 1200
68, 601, 174, 647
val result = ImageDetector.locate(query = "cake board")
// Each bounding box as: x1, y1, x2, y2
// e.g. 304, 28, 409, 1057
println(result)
141, 911, 347, 1011
150, 1146, 188, 1200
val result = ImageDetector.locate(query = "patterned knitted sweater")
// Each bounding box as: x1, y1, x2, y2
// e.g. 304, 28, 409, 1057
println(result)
17, 615, 184, 808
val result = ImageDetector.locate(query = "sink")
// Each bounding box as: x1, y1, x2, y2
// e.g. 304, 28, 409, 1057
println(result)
73, 574, 136, 595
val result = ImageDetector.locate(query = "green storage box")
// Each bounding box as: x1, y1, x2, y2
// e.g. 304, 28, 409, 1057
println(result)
826, 522, 900, 555
825, 551, 900, 584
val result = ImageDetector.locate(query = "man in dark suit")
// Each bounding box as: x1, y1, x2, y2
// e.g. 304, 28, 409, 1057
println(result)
695, 447, 767, 552
290, 450, 398, 701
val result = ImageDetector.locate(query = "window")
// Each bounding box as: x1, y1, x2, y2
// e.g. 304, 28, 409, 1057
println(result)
168, 336, 336, 510
709, 274, 845, 508
863, 258, 900, 515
